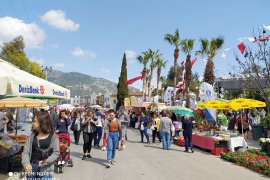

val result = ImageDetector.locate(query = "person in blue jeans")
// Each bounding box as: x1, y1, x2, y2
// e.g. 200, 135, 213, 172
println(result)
159, 110, 173, 150
182, 114, 194, 153
106, 109, 122, 168
139, 111, 150, 144
94, 109, 105, 148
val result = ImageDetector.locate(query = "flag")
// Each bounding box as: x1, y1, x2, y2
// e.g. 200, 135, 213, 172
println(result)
125, 76, 142, 86
253, 36, 270, 42
181, 60, 185, 65
191, 58, 198, 66
237, 42, 246, 54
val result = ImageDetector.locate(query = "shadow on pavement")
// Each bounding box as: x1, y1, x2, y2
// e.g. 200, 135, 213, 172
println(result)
69, 151, 108, 167
143, 144, 182, 152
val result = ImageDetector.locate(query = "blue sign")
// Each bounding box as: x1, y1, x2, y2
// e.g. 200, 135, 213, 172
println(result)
53, 90, 65, 97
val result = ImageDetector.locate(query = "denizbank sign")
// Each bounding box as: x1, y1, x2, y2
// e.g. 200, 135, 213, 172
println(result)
53, 90, 65, 97
19, 84, 40, 94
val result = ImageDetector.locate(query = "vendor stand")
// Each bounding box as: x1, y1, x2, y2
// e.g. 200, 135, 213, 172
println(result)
0, 97, 48, 174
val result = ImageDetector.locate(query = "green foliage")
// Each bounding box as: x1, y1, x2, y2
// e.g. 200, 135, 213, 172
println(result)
116, 53, 129, 110
0, 36, 45, 79
197, 36, 224, 85
166, 65, 182, 87
164, 29, 181, 48
261, 114, 270, 130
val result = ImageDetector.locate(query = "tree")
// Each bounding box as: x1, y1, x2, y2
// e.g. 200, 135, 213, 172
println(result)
137, 53, 150, 101
0, 36, 45, 78
197, 37, 224, 85
181, 39, 195, 108
116, 53, 129, 110
232, 28, 270, 111
144, 49, 156, 97
164, 29, 181, 105
155, 55, 167, 95
190, 72, 201, 101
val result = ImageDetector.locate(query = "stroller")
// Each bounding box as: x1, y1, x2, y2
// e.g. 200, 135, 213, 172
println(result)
55, 132, 73, 173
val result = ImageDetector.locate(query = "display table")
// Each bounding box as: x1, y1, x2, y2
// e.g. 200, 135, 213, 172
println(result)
192, 134, 229, 156
192, 134, 215, 150
227, 136, 247, 152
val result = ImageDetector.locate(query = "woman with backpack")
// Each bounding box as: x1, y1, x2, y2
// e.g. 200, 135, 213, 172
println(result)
70, 111, 82, 145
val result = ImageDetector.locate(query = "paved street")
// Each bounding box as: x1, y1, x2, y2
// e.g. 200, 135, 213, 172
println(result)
53, 129, 267, 180
1, 128, 268, 180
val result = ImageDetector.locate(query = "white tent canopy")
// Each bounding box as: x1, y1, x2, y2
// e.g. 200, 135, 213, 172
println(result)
0, 59, 70, 99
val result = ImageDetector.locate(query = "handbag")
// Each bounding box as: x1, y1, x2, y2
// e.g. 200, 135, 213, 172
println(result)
36, 136, 53, 161
140, 123, 144, 131
70, 120, 76, 131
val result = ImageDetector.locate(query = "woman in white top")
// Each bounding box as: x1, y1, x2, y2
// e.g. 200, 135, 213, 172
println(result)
81, 109, 98, 160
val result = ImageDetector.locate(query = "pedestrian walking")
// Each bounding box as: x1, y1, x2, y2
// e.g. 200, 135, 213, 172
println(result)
81, 109, 98, 160
151, 112, 161, 144
159, 111, 173, 150
70, 111, 82, 145
106, 109, 122, 168
55, 110, 71, 134
182, 115, 194, 153
94, 108, 105, 148
139, 111, 150, 144
22, 111, 59, 180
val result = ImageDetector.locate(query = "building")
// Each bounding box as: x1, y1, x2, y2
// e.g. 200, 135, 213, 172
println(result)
109, 91, 143, 109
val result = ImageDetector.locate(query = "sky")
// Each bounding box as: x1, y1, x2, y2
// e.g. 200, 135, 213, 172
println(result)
0, 0, 269, 90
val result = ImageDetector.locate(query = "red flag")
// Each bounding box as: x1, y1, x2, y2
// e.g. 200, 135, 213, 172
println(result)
253, 36, 270, 42
237, 42, 246, 54
191, 58, 197, 66
125, 76, 142, 86
181, 60, 185, 65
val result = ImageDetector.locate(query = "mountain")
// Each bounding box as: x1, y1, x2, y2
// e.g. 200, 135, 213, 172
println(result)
47, 70, 139, 96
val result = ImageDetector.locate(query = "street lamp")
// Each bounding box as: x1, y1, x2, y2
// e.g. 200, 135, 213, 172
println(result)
42, 66, 52, 80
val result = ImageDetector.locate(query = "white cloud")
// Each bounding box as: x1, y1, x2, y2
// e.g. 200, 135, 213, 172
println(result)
221, 48, 231, 59
41, 10, 79, 31
53, 63, 65, 68
30, 57, 44, 65
0, 17, 45, 49
237, 37, 255, 42
262, 24, 270, 30
125, 50, 136, 59
125, 50, 137, 65
71, 47, 97, 58
101, 68, 110, 73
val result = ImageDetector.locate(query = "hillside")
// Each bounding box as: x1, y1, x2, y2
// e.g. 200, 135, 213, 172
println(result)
48, 70, 139, 96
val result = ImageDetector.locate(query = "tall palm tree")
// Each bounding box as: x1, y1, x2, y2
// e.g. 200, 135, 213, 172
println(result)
160, 76, 167, 100
137, 54, 149, 101
155, 56, 167, 94
197, 37, 224, 85
181, 39, 195, 108
143, 49, 156, 97
164, 29, 181, 105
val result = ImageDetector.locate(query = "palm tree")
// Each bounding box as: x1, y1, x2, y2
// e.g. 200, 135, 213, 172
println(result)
164, 29, 181, 105
143, 49, 156, 97
190, 72, 201, 101
160, 76, 167, 100
197, 37, 224, 85
155, 56, 167, 94
137, 54, 149, 101
181, 39, 195, 108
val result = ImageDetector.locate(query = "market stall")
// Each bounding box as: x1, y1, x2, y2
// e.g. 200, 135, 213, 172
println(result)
0, 59, 70, 100
0, 97, 48, 174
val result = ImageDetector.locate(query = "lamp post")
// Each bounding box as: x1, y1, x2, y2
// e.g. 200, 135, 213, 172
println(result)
42, 66, 52, 80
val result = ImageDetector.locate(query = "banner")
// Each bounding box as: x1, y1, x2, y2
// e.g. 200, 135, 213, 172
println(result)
124, 98, 130, 106
200, 82, 216, 122
164, 87, 174, 106
125, 76, 142, 86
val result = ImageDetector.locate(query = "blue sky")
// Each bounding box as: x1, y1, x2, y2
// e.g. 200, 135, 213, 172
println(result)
0, 0, 269, 90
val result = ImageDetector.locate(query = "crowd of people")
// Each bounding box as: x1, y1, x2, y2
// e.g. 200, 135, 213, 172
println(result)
0, 105, 266, 180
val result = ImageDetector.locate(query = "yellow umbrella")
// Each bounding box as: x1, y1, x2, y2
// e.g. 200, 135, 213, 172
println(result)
0, 97, 48, 135
0, 97, 48, 108
224, 98, 266, 110
197, 99, 228, 109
